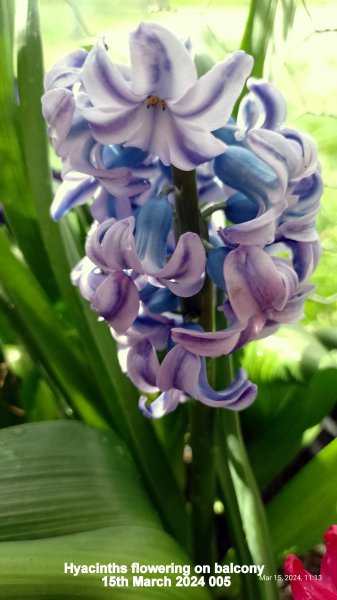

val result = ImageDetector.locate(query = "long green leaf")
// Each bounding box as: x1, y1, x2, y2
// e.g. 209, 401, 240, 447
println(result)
0, 0, 59, 299
15, 0, 190, 549
0, 421, 209, 599
0, 421, 159, 540
267, 438, 337, 563
1, 527, 209, 599
0, 231, 109, 428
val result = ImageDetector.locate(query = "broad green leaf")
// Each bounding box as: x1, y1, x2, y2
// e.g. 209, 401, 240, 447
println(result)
244, 369, 337, 488
241, 327, 337, 488
0, 527, 209, 599
242, 326, 335, 387
0, 421, 159, 540
0, 0, 59, 299
267, 438, 337, 564
0, 421, 208, 599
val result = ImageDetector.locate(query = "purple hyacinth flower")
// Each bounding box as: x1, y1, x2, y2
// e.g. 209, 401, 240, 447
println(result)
172, 245, 305, 357
80, 22, 253, 170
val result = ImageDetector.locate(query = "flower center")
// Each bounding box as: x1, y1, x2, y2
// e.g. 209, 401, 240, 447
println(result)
146, 95, 167, 111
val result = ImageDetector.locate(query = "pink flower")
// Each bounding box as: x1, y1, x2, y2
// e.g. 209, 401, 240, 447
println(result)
283, 525, 337, 599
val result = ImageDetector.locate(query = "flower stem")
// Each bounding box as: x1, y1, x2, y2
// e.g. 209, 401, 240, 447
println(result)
172, 166, 216, 567
216, 353, 280, 600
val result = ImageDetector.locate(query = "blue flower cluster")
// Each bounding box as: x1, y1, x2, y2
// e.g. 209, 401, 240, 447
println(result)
42, 23, 321, 418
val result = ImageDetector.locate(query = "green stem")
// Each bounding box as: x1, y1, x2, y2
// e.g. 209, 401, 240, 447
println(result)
216, 354, 280, 600
172, 166, 216, 567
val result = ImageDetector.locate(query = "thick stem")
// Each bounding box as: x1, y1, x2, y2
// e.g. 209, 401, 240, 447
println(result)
172, 166, 216, 567
216, 354, 280, 600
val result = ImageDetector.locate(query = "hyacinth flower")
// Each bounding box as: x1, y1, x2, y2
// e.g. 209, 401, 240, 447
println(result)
72, 195, 206, 334
79, 22, 253, 170
41, 25, 321, 414
284, 526, 337, 600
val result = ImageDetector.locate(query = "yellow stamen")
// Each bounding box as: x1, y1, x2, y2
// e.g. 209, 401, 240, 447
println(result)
147, 95, 167, 111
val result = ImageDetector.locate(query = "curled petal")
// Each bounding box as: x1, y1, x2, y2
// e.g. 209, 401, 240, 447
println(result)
71, 257, 106, 301
287, 240, 321, 282
224, 246, 287, 322
44, 48, 88, 91
91, 272, 139, 333
171, 322, 243, 357
130, 22, 197, 100
41, 89, 75, 154
139, 390, 184, 419
157, 345, 256, 410
282, 128, 318, 180
51, 172, 98, 221
101, 217, 144, 272
246, 79, 287, 130
219, 202, 286, 247
127, 339, 160, 393
82, 40, 140, 107
156, 232, 206, 297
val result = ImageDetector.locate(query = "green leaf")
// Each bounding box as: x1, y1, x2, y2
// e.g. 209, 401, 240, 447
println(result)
241, 327, 337, 488
267, 438, 337, 564
2, 0, 190, 548
0, 231, 109, 428
0, 421, 208, 599
241, 0, 295, 78
245, 369, 337, 488
1, 527, 209, 599
0, 421, 159, 540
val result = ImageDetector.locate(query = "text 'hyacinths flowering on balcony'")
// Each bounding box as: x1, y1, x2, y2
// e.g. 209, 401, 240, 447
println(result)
42, 21, 322, 418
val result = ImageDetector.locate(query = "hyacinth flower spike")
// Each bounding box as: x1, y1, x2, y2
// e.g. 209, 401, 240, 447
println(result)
80, 22, 253, 170
284, 525, 337, 599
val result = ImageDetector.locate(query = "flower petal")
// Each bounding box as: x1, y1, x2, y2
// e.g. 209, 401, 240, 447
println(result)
51, 172, 98, 221
171, 322, 243, 357
130, 22, 197, 100
139, 389, 184, 419
156, 232, 206, 297
82, 39, 140, 107
214, 145, 280, 210
91, 272, 139, 333
41, 89, 75, 155
171, 51, 253, 130
219, 202, 286, 247
246, 79, 287, 130
44, 48, 88, 91
224, 245, 287, 322
127, 339, 160, 393
283, 555, 337, 600
157, 345, 256, 410
135, 196, 172, 272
